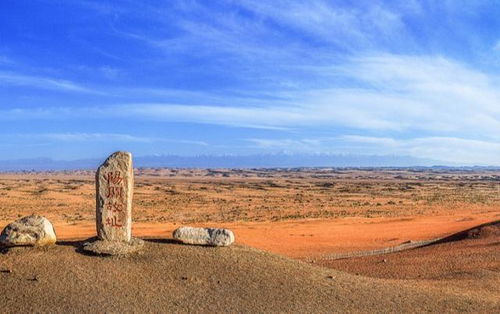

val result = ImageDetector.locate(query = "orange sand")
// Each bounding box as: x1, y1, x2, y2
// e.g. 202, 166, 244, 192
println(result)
1, 169, 499, 259
31, 211, 498, 259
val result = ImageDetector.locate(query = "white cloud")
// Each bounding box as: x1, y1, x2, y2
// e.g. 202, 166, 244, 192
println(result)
118, 51, 500, 134
340, 135, 500, 165
0, 72, 97, 93
233, 0, 408, 51
339, 135, 399, 147
12, 133, 208, 146
494, 41, 500, 52
246, 138, 323, 150
2, 52, 500, 164
35, 133, 153, 143
247, 135, 500, 165
113, 0, 411, 71
2, 52, 500, 136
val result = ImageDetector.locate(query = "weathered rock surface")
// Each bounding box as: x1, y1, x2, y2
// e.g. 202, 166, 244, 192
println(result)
0, 215, 56, 247
81, 237, 144, 256
96, 151, 133, 242
80, 151, 141, 256
173, 226, 235, 246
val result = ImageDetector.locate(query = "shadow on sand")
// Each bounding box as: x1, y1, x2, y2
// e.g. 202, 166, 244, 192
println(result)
141, 238, 180, 244
424, 219, 500, 247
56, 237, 183, 256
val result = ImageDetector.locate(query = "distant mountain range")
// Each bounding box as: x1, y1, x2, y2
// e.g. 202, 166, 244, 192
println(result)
0, 153, 458, 171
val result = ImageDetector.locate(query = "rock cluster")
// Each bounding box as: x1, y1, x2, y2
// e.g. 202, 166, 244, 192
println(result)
0, 151, 235, 255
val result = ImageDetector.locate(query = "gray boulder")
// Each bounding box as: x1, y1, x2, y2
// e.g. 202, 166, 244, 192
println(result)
173, 226, 235, 247
0, 215, 57, 247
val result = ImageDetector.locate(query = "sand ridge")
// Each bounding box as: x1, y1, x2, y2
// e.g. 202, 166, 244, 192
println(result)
320, 222, 500, 305
0, 241, 497, 313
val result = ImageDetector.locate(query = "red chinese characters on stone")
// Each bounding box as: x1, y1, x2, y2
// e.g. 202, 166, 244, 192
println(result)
105, 216, 123, 227
104, 171, 125, 228
96, 152, 133, 240
106, 186, 124, 199
105, 201, 124, 213
105, 171, 123, 185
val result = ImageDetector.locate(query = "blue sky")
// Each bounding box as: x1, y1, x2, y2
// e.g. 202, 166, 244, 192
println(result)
1, 0, 500, 164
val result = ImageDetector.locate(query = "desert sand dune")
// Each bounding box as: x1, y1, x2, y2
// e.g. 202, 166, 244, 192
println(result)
0, 241, 498, 313
320, 221, 500, 305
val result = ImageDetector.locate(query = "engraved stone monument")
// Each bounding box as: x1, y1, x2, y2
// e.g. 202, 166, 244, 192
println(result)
82, 151, 143, 255
96, 151, 133, 242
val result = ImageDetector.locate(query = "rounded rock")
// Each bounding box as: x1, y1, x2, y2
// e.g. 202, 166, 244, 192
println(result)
0, 215, 57, 247
173, 226, 235, 247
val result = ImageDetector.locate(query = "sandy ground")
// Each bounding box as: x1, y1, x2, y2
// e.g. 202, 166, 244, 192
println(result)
0, 168, 499, 311
0, 168, 499, 258
0, 241, 498, 313
42, 212, 498, 258
319, 222, 500, 304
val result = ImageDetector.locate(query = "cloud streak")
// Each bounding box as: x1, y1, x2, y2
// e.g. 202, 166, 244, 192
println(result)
341, 135, 500, 165
2, 54, 499, 137
0, 72, 97, 93
2, 1, 500, 164
248, 135, 500, 165
11, 133, 208, 146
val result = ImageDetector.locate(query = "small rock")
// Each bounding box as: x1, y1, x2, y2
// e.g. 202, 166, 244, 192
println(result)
1, 269, 12, 273
326, 275, 334, 279
28, 275, 39, 282
0, 215, 56, 247
173, 226, 234, 247
382, 259, 387, 263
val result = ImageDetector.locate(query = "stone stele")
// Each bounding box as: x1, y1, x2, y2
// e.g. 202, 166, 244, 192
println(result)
96, 151, 133, 242
82, 151, 143, 256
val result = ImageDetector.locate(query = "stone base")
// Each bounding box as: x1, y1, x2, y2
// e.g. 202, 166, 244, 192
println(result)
81, 237, 144, 256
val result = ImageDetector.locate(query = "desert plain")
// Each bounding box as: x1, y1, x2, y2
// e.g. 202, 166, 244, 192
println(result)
0, 167, 499, 312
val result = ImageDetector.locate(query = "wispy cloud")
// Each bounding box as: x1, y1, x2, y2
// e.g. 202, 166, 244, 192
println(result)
2, 52, 500, 137
13, 133, 208, 146
340, 135, 500, 165
2, 1, 500, 164
108, 0, 411, 78
248, 135, 500, 165
247, 138, 323, 150
494, 40, 500, 52
0, 72, 98, 93
234, 0, 409, 51
28, 133, 154, 143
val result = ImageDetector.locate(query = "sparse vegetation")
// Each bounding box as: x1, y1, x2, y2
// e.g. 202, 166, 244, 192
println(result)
0, 168, 498, 224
